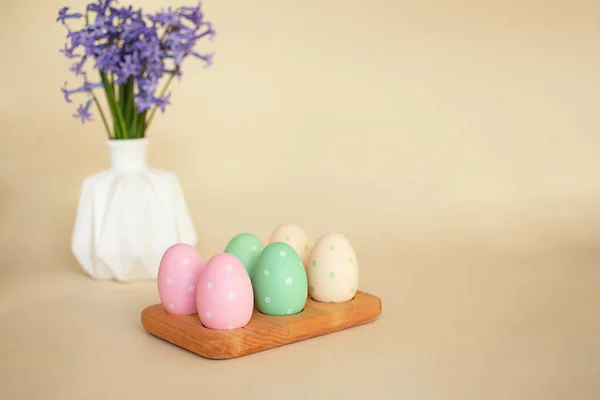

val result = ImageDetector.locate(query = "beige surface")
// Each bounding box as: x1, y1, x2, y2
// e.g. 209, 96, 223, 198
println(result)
1, 0, 600, 398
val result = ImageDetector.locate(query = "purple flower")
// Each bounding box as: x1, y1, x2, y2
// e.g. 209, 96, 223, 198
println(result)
146, 55, 164, 79
87, 0, 114, 14
162, 34, 190, 65
195, 22, 215, 41
59, 43, 80, 59
179, 4, 203, 27
112, 5, 135, 19
156, 93, 171, 112
136, 78, 160, 109
57, 7, 82, 24
67, 30, 87, 48
84, 15, 105, 31
118, 54, 142, 83
121, 20, 149, 42
192, 51, 214, 67
69, 56, 87, 76
134, 93, 155, 112
62, 80, 103, 103
172, 48, 186, 66
149, 7, 178, 26
133, 36, 160, 59
134, 91, 171, 113
73, 100, 94, 123
94, 45, 121, 73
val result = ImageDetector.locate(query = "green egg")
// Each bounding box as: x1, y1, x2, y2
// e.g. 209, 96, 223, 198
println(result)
224, 233, 264, 281
252, 242, 308, 316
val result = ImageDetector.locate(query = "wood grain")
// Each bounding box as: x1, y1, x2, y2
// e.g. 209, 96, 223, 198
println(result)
141, 290, 382, 359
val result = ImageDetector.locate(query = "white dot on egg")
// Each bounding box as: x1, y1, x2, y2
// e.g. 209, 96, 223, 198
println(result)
206, 311, 212, 318
280, 251, 286, 257
251, 245, 257, 252
264, 269, 270, 276
207, 282, 213, 289
285, 278, 292, 285
265, 297, 271, 304
187, 285, 195, 293
166, 277, 173, 285
228, 325, 234, 330
182, 258, 189, 265
228, 292, 236, 300
287, 309, 293, 314
169, 303, 175, 310
226, 264, 233, 271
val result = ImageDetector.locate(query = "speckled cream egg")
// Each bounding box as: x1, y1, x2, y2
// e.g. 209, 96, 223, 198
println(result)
253, 242, 308, 316
269, 223, 311, 267
196, 253, 254, 330
157, 243, 206, 315
307, 232, 359, 303
224, 232, 264, 282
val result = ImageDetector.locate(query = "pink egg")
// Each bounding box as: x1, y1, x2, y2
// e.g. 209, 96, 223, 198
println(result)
157, 243, 206, 315
196, 253, 254, 330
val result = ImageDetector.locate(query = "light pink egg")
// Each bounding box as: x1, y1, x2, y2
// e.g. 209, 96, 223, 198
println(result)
196, 253, 254, 330
157, 243, 206, 315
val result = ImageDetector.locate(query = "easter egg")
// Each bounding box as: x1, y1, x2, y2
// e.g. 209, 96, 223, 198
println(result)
157, 243, 206, 315
196, 253, 254, 330
224, 232, 264, 281
307, 232, 358, 303
252, 242, 308, 316
269, 223, 311, 267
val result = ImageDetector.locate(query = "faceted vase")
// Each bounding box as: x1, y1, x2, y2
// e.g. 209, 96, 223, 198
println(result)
71, 138, 197, 282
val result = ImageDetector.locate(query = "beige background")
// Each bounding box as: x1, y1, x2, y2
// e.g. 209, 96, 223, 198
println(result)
1, 0, 600, 398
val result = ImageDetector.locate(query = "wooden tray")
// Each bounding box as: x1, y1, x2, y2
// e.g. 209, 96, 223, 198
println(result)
141, 290, 382, 359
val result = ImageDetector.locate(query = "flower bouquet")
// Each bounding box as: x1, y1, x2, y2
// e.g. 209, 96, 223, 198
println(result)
59, 0, 215, 282
58, 0, 214, 139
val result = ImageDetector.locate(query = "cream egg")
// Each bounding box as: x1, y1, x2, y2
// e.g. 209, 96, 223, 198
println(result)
307, 232, 359, 303
269, 223, 311, 267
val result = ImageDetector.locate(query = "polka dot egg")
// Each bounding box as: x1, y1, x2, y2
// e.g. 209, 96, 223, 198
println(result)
223, 232, 264, 283
307, 232, 359, 303
196, 253, 254, 330
157, 243, 206, 315
269, 223, 311, 268
253, 242, 308, 316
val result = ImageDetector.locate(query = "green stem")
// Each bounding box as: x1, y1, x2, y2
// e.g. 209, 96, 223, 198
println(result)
127, 79, 137, 136
144, 72, 176, 133
100, 73, 120, 139
89, 91, 112, 139
139, 109, 147, 136
131, 109, 139, 138
100, 72, 128, 139
118, 83, 127, 116
118, 83, 128, 138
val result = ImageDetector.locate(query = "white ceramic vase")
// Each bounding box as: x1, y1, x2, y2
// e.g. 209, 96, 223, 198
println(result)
71, 138, 197, 282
